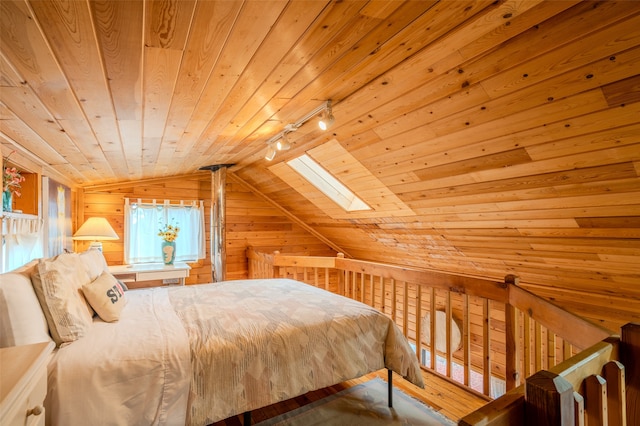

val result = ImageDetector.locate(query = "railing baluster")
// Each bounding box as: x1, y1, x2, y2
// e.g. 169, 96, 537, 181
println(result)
430, 287, 436, 371
483, 299, 491, 396
403, 281, 409, 338
416, 285, 422, 362
445, 291, 452, 378
463, 294, 470, 387
548, 331, 556, 369
369, 274, 374, 308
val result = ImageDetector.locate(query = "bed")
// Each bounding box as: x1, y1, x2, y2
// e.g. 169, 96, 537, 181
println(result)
0, 252, 424, 426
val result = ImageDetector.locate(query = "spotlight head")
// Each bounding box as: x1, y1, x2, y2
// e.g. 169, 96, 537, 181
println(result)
265, 145, 276, 161
276, 133, 291, 151
318, 107, 334, 131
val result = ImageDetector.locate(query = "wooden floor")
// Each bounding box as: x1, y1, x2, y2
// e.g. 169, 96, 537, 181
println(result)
212, 368, 489, 425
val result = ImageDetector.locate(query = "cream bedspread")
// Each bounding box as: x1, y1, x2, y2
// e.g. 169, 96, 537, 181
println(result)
168, 278, 424, 425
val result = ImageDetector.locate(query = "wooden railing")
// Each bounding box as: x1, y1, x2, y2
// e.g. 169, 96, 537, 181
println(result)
246, 249, 614, 396
246, 248, 637, 424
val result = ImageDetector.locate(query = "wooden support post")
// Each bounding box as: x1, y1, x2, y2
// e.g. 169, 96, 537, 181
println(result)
621, 323, 640, 426
525, 370, 575, 426
505, 302, 519, 390
584, 375, 607, 426
603, 360, 626, 426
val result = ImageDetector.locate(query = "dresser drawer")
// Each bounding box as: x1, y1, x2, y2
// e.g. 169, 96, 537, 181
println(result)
0, 343, 53, 426
3, 364, 47, 426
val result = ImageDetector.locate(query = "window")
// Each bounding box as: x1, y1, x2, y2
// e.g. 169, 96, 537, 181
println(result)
287, 154, 370, 212
124, 199, 205, 264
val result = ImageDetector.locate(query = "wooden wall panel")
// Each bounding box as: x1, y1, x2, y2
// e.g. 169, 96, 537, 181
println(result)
77, 172, 335, 283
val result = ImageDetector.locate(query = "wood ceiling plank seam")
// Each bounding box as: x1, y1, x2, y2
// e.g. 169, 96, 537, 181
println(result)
380, 205, 640, 225
517, 228, 640, 238
601, 73, 640, 107
198, 0, 370, 165
27, 0, 122, 147
317, 1, 579, 149
478, 11, 640, 100
456, 0, 581, 61
0, 114, 89, 177
396, 46, 640, 151
318, 0, 468, 101
0, 1, 116, 182
24, 0, 125, 182
402, 162, 638, 201
91, 0, 146, 180
0, 130, 82, 187
205, 0, 407, 164
142, 0, 197, 177
168, 1, 288, 162
382, 2, 640, 145
402, 183, 638, 213
369, 43, 640, 146
381, 107, 640, 191
159, 1, 243, 151
192, 1, 331, 157
0, 86, 89, 163
366, 89, 611, 176
463, 0, 637, 78
0, 0, 84, 121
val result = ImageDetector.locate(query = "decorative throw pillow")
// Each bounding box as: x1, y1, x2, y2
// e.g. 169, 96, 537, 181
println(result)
31, 253, 94, 346
82, 272, 127, 322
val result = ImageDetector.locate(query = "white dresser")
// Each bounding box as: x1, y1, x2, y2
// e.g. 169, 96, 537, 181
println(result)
0, 341, 55, 426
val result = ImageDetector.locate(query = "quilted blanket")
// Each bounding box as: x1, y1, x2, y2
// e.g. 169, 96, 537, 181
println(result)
168, 278, 424, 425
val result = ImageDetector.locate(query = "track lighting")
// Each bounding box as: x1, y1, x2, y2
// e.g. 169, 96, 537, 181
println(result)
318, 101, 334, 130
263, 100, 334, 161
276, 133, 291, 151
265, 144, 276, 161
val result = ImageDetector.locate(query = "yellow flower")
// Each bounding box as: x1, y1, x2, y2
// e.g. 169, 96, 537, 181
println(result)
158, 222, 180, 242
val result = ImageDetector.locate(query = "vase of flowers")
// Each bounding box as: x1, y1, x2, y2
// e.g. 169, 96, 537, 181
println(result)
3, 164, 25, 213
158, 221, 179, 265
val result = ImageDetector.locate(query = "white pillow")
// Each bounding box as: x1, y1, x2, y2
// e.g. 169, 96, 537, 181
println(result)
82, 272, 127, 322
79, 248, 109, 281
0, 261, 52, 348
31, 253, 94, 346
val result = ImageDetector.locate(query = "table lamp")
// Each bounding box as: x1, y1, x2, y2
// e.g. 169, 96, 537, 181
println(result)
72, 217, 119, 251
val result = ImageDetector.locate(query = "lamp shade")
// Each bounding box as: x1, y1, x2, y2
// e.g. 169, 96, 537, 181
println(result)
73, 217, 119, 241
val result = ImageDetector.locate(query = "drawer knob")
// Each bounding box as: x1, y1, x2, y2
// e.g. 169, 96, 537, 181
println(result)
28, 405, 44, 416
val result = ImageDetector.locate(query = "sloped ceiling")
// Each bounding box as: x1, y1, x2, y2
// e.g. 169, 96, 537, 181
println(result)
1, 0, 639, 329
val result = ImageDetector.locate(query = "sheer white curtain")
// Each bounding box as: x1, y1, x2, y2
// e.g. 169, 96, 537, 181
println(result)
124, 199, 205, 264
1, 215, 43, 272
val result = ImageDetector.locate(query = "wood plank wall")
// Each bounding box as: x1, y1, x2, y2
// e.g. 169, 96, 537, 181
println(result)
77, 171, 335, 282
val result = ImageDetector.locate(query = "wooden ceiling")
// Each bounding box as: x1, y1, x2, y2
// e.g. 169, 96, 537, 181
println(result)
1, 0, 639, 329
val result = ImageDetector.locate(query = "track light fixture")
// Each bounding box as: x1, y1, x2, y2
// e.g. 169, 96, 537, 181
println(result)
264, 100, 334, 161
265, 144, 276, 161
276, 133, 291, 151
318, 100, 334, 130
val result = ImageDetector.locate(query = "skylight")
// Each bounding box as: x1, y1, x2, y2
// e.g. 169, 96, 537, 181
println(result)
287, 154, 371, 212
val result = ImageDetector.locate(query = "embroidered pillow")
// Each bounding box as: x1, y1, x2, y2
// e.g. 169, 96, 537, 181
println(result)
82, 272, 127, 322
31, 253, 94, 346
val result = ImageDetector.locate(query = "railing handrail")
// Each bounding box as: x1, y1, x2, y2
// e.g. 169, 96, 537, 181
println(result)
246, 247, 620, 412
507, 284, 612, 349
248, 247, 612, 346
